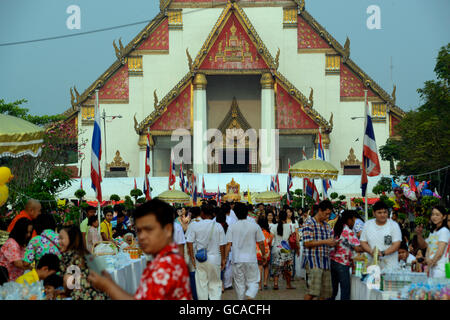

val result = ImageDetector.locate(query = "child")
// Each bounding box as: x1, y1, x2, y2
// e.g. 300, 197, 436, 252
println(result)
86, 215, 102, 254
16, 253, 60, 285
412, 248, 426, 273
44, 273, 64, 300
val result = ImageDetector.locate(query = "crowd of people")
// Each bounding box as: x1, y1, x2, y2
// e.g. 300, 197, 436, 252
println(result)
0, 196, 448, 300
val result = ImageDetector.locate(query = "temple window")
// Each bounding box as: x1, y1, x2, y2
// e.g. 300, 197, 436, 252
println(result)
283, 7, 297, 28
81, 106, 94, 124
128, 56, 143, 76
372, 102, 387, 119
325, 55, 340, 74
168, 9, 183, 30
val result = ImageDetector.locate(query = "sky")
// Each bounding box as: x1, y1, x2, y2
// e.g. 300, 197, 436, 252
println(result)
0, 0, 449, 116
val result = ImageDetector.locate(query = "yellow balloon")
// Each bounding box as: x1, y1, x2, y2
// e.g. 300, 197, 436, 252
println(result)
0, 167, 12, 185
0, 185, 8, 207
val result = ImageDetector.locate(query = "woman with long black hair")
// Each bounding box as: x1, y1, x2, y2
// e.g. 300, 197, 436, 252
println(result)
329, 210, 363, 300
269, 210, 295, 290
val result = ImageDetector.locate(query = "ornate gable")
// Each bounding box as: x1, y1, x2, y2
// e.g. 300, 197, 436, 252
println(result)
298, 14, 331, 51
135, 19, 169, 53
340, 63, 377, 101
149, 83, 192, 131
98, 64, 129, 102
192, 2, 278, 73
275, 82, 319, 130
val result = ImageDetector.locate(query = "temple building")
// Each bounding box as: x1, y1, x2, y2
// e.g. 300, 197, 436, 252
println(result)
64, 0, 404, 187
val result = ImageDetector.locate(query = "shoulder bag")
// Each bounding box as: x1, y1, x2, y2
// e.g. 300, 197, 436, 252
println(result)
195, 221, 215, 263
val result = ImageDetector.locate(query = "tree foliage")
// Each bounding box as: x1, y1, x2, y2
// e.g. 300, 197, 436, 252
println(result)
379, 43, 450, 203
0, 99, 65, 126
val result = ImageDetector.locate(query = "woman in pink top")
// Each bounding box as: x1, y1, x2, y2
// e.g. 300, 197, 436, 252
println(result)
330, 210, 363, 300
0, 218, 33, 281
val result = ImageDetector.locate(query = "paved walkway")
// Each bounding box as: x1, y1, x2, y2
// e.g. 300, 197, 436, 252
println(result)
221, 277, 307, 300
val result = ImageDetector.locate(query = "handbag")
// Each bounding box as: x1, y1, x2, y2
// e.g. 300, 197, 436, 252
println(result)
288, 225, 299, 251
195, 221, 215, 263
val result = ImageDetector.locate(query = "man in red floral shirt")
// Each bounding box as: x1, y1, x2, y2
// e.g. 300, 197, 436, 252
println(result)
88, 199, 192, 300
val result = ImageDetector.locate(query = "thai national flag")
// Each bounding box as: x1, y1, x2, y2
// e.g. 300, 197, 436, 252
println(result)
270, 176, 275, 191
287, 160, 293, 205
318, 132, 325, 161
91, 96, 102, 202
318, 132, 332, 199
275, 174, 280, 193
192, 174, 198, 205
361, 94, 381, 197
185, 179, 190, 194
144, 133, 151, 200
168, 150, 176, 189
312, 180, 320, 204
216, 186, 221, 206
202, 176, 206, 199
302, 146, 307, 160
179, 162, 185, 192
305, 178, 313, 198
145, 133, 151, 175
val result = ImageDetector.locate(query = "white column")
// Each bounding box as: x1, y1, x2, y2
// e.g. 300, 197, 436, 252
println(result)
193, 73, 208, 174
260, 73, 276, 174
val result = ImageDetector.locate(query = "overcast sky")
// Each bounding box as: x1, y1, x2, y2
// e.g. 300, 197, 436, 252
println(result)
0, 0, 449, 116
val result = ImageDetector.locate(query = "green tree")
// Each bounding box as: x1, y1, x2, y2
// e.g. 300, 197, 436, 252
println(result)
110, 194, 120, 202
379, 43, 450, 204
130, 189, 143, 203
0, 99, 65, 126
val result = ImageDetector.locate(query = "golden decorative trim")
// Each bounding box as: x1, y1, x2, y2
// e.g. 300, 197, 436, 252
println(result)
201, 69, 266, 75
193, 73, 207, 90
149, 130, 192, 136
279, 129, 319, 135
169, 1, 296, 9
298, 48, 337, 54
372, 118, 386, 123
314, 132, 330, 148
340, 147, 361, 169
290, 171, 338, 180
98, 99, 129, 104
138, 133, 155, 147
217, 97, 252, 134
106, 150, 130, 171
133, 50, 169, 55
340, 96, 383, 102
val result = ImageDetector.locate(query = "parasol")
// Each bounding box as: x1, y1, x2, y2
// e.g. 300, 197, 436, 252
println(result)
0, 114, 44, 158
156, 189, 191, 204
254, 191, 281, 204
290, 159, 339, 180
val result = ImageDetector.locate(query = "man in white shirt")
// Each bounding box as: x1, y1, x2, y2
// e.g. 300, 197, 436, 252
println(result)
225, 202, 265, 300
186, 204, 226, 300
228, 201, 238, 226
360, 201, 402, 270
173, 222, 186, 259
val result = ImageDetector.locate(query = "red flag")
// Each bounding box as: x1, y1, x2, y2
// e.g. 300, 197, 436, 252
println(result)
168, 150, 176, 189
80, 178, 83, 190
134, 178, 137, 190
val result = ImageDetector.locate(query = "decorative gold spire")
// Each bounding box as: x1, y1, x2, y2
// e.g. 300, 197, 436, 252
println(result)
186, 48, 193, 72
343, 36, 350, 63
275, 48, 280, 70
309, 87, 314, 106
391, 85, 396, 105
154, 90, 159, 108
113, 38, 125, 62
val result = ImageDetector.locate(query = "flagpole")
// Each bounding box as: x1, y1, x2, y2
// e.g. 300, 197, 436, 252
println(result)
95, 89, 102, 237
364, 89, 368, 222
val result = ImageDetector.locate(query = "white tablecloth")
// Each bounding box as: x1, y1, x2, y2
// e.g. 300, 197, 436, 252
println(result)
108, 256, 148, 295
350, 275, 396, 300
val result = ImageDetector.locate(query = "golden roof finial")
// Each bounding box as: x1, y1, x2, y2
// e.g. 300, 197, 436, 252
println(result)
230, 22, 237, 36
